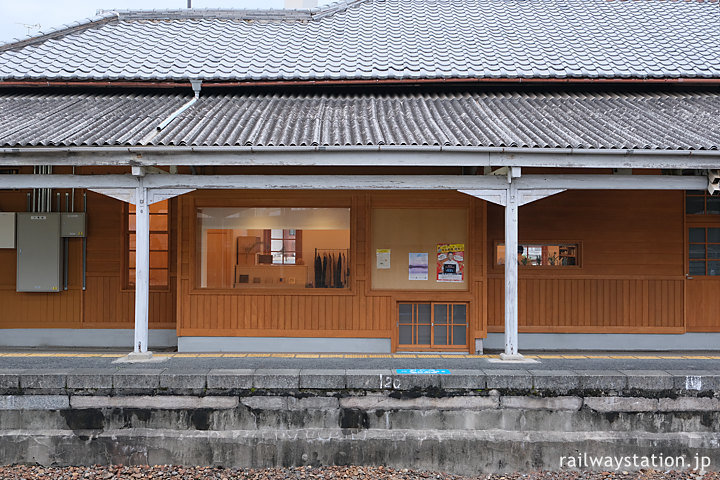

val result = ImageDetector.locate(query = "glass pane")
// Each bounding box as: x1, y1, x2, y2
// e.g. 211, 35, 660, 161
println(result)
271, 229, 283, 238
128, 214, 136, 231
149, 200, 168, 214
453, 304, 467, 325
283, 239, 296, 252
689, 261, 706, 276
399, 325, 413, 345
399, 304, 413, 324
150, 214, 168, 231
689, 228, 706, 243
128, 268, 135, 284
283, 254, 296, 265
686, 196, 705, 215
434, 325, 448, 345
709, 228, 720, 244
434, 304, 448, 324
149, 269, 168, 286
689, 244, 706, 259
129, 234, 136, 250
708, 197, 720, 215
417, 325, 431, 345
452, 326, 467, 346
417, 304, 431, 323
271, 239, 283, 251
150, 234, 168, 251
128, 251, 136, 268
286, 229, 296, 239
150, 251, 168, 269
709, 261, 720, 276
708, 245, 720, 259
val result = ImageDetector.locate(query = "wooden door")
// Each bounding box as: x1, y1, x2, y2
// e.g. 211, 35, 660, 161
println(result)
206, 229, 233, 289
686, 225, 720, 331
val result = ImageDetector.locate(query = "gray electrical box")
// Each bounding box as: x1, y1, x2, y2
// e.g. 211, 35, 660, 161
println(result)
16, 213, 63, 293
61, 213, 86, 237
0, 213, 15, 248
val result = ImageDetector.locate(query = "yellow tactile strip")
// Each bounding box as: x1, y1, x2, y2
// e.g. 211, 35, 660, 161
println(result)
0, 353, 719, 359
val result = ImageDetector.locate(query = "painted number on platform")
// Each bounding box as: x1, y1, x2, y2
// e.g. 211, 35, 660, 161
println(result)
379, 374, 401, 389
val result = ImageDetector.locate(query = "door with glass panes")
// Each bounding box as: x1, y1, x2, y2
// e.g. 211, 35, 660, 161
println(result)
398, 302, 468, 350
685, 191, 720, 331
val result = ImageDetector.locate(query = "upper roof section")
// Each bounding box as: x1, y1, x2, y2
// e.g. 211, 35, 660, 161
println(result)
1, 0, 720, 83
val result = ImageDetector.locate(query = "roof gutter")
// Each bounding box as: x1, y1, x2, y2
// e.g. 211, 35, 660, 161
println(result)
1, 77, 720, 89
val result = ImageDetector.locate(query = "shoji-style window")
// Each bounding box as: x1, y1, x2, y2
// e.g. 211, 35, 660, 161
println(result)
127, 200, 170, 288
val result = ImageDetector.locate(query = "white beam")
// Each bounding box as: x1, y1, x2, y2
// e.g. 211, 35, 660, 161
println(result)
0, 173, 706, 191
517, 174, 706, 190
518, 189, 566, 206
459, 189, 506, 206
1, 148, 720, 169
502, 181, 521, 359
133, 186, 150, 354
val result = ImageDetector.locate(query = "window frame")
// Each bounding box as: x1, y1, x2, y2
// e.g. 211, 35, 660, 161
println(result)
123, 200, 171, 292
492, 240, 582, 270
686, 190, 720, 216
190, 200, 354, 295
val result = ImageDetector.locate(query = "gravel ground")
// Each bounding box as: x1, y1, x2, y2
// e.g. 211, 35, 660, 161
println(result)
0, 466, 716, 480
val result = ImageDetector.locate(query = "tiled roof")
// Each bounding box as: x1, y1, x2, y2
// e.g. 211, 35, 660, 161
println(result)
1, 90, 718, 150
1, 0, 719, 82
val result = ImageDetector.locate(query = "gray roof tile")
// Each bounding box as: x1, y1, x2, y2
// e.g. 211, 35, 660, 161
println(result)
0, 90, 719, 150
0, 0, 719, 82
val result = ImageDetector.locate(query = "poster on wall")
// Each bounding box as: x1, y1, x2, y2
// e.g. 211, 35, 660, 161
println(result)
376, 249, 391, 269
408, 252, 428, 280
437, 243, 464, 282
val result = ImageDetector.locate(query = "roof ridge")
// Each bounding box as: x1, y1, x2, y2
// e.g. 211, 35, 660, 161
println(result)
0, 12, 119, 53
0, 0, 372, 52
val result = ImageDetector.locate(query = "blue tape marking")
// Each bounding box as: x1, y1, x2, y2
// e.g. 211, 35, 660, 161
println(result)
396, 369, 451, 375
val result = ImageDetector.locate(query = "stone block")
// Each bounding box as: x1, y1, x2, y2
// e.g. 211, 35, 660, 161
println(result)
253, 369, 300, 389
584, 396, 658, 412
0, 370, 20, 392
207, 369, 254, 390
288, 397, 340, 410
19, 370, 68, 392
159, 370, 208, 392
576, 370, 627, 392
67, 369, 116, 390
500, 396, 582, 411
70, 395, 238, 410
531, 370, 580, 393
620, 370, 673, 391
241, 396, 288, 410
440, 370, 486, 390
666, 370, 719, 392
483, 369, 533, 390
113, 369, 163, 391
345, 370, 393, 390
393, 372, 443, 391
340, 395, 498, 411
0, 395, 69, 410
658, 397, 720, 412
298, 369, 346, 389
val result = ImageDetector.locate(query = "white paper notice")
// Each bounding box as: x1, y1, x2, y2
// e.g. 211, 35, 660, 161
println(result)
376, 249, 391, 269
408, 252, 428, 280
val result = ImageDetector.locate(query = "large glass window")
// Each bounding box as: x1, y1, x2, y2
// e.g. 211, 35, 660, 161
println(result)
196, 207, 350, 289
686, 191, 720, 215
127, 200, 169, 288
689, 227, 720, 276
496, 243, 578, 267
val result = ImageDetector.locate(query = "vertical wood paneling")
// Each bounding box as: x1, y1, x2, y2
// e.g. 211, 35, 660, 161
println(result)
488, 277, 683, 331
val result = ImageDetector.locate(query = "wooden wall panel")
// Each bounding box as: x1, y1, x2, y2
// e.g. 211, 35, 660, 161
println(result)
686, 281, 720, 331
0, 188, 176, 330
488, 277, 683, 332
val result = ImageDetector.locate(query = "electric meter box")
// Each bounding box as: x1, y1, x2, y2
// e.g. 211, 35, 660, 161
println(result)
61, 213, 86, 237
16, 213, 63, 293
0, 213, 15, 248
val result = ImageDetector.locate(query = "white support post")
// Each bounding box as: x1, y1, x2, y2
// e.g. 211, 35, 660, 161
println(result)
133, 186, 151, 356
501, 180, 522, 360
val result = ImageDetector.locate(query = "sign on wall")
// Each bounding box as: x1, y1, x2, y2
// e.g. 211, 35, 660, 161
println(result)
437, 243, 464, 282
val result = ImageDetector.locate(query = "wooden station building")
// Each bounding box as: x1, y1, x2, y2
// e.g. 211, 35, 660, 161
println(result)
0, 0, 719, 355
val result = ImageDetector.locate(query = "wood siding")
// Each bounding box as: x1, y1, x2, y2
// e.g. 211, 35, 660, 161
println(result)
487, 189, 686, 333
0, 185, 176, 329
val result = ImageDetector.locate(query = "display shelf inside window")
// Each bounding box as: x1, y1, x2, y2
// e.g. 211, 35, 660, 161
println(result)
496, 243, 579, 267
